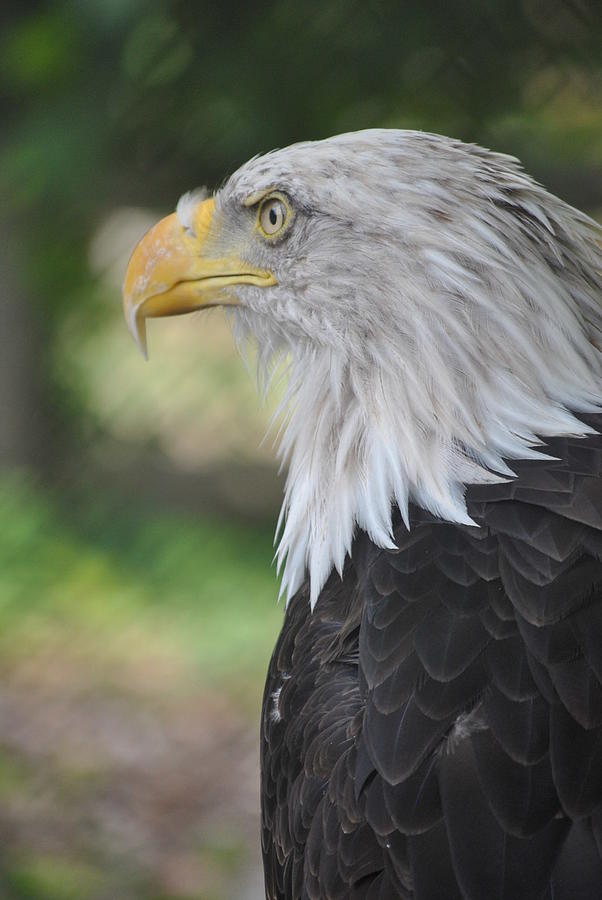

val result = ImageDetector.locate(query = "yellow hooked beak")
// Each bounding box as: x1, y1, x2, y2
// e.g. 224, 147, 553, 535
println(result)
122, 197, 277, 357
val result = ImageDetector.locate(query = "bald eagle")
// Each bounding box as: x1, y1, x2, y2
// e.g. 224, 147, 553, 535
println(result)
123, 130, 602, 900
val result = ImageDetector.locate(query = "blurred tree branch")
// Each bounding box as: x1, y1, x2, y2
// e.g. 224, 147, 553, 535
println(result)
0, 220, 50, 469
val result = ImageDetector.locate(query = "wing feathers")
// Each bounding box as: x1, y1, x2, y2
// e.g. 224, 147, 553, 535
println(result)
262, 415, 602, 898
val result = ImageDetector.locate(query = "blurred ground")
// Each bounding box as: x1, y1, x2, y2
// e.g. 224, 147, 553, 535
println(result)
0, 478, 282, 899
0, 644, 262, 900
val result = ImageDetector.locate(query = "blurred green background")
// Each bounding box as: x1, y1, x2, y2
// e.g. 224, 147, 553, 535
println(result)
1, 1, 601, 898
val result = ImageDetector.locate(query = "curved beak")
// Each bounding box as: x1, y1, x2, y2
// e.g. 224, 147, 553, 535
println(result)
122, 197, 277, 357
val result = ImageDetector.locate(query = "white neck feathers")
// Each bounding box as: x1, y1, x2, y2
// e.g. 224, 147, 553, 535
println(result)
273, 337, 598, 607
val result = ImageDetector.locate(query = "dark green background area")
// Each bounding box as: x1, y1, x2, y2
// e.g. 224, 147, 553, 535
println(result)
0, 2, 601, 897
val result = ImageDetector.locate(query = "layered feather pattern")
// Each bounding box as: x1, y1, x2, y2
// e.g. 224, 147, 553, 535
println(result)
227, 130, 602, 603
262, 417, 602, 899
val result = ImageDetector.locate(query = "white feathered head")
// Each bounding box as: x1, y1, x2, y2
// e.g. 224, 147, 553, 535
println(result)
123, 130, 602, 604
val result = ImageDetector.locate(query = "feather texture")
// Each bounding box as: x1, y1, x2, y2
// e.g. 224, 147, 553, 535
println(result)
261, 416, 602, 898
226, 131, 602, 602
128, 128, 602, 899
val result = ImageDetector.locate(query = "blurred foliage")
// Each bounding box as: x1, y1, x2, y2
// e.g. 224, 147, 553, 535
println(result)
0, 474, 281, 898
0, 473, 281, 689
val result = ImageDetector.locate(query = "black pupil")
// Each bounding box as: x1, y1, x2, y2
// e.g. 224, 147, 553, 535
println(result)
269, 206, 278, 226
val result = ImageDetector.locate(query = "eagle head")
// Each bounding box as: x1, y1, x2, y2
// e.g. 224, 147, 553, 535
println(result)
123, 130, 602, 605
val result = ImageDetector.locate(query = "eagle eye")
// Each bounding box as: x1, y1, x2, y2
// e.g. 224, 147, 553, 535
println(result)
257, 194, 291, 239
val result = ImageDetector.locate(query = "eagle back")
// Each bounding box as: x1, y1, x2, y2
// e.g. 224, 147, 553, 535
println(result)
261, 413, 602, 900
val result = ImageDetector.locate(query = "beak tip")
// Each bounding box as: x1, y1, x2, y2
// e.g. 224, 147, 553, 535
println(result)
126, 301, 149, 360
134, 324, 149, 361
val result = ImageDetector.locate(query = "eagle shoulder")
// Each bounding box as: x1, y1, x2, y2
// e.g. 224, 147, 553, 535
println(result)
261, 414, 602, 899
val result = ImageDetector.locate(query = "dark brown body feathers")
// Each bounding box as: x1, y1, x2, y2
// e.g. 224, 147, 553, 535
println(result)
262, 414, 602, 899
